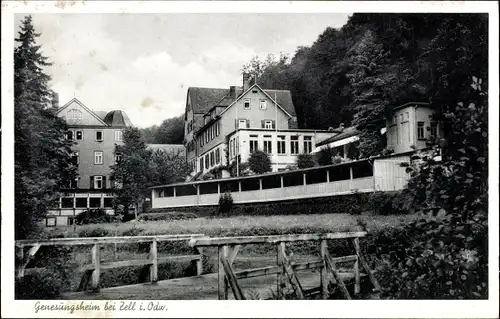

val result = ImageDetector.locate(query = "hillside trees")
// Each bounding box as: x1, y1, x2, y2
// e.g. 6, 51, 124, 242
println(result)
14, 16, 77, 238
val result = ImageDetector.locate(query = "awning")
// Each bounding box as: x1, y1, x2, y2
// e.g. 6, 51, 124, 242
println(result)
311, 135, 360, 154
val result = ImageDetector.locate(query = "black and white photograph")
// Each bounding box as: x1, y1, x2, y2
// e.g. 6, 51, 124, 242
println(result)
1, 1, 499, 318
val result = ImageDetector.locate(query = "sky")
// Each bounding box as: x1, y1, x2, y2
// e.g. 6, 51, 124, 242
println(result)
16, 13, 350, 128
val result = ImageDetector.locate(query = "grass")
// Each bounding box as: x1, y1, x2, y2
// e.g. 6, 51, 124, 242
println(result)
45, 212, 417, 239
31, 212, 418, 297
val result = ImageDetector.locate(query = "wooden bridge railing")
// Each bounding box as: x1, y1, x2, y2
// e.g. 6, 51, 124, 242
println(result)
15, 234, 206, 292
190, 232, 381, 300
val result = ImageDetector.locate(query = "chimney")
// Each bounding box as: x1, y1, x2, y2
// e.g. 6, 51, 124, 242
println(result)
229, 86, 236, 98
51, 91, 59, 109
243, 73, 251, 91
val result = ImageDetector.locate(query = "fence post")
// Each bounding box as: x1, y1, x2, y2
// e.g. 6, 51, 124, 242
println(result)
16, 246, 24, 279
320, 240, 329, 299
91, 243, 101, 292
276, 242, 283, 299
150, 238, 158, 283
353, 237, 361, 295
195, 247, 204, 276
218, 245, 229, 300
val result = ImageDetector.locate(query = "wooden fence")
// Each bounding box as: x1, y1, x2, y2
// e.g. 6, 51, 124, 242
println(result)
15, 234, 205, 292
190, 232, 381, 300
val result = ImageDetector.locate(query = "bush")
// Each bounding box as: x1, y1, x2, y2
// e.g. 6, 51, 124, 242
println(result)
369, 191, 409, 215
317, 145, 335, 166
78, 227, 110, 238
248, 150, 272, 174
218, 191, 233, 215
365, 214, 488, 299
16, 269, 66, 299
296, 153, 316, 169
75, 208, 114, 225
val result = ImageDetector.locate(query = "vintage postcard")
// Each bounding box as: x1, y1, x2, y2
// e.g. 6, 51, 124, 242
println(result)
1, 1, 499, 318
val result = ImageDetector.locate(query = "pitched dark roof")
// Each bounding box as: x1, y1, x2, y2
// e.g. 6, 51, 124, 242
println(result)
316, 126, 359, 146
263, 89, 296, 117
188, 87, 229, 114
104, 110, 133, 127
188, 86, 297, 117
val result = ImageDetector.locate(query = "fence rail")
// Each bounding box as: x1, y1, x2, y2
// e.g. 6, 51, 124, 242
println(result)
15, 234, 206, 292
15, 231, 381, 299
189, 231, 380, 300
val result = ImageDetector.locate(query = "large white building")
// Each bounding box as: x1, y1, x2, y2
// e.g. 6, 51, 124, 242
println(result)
184, 73, 337, 177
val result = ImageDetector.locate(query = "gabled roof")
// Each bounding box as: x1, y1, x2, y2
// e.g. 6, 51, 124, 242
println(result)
219, 83, 294, 118
187, 87, 229, 114
187, 85, 297, 118
95, 111, 108, 120
56, 98, 108, 126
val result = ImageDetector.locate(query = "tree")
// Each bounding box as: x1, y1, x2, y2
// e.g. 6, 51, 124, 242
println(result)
153, 115, 185, 144
317, 146, 334, 166
149, 148, 191, 186
296, 153, 316, 169
248, 150, 272, 174
111, 127, 152, 219
14, 16, 76, 239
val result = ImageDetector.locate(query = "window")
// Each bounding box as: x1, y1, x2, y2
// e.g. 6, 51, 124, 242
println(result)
430, 122, 438, 137
114, 130, 123, 141
216, 148, 220, 164
95, 131, 103, 141
71, 152, 79, 166
400, 113, 404, 123
303, 136, 312, 154
66, 130, 73, 140
290, 136, 299, 154
236, 137, 239, 155
94, 176, 103, 189
216, 122, 220, 136
205, 131, 209, 143
244, 99, 251, 110
260, 100, 267, 110
205, 155, 209, 168
89, 198, 101, 208
94, 151, 103, 164
210, 152, 215, 166
238, 119, 247, 129
76, 198, 87, 208
264, 138, 272, 154
264, 120, 273, 129
75, 130, 83, 140
277, 136, 286, 154
250, 137, 258, 153
199, 158, 204, 172
417, 122, 425, 140
67, 109, 83, 120
114, 152, 122, 164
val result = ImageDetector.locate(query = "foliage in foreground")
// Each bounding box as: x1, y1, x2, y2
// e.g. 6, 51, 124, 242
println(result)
372, 78, 488, 299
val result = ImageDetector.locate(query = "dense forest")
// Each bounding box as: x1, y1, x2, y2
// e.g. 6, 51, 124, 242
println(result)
243, 13, 488, 156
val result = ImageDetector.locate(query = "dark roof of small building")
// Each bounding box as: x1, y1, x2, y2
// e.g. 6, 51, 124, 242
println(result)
147, 144, 185, 157
316, 126, 359, 146
188, 86, 297, 117
188, 87, 229, 114
103, 110, 133, 127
